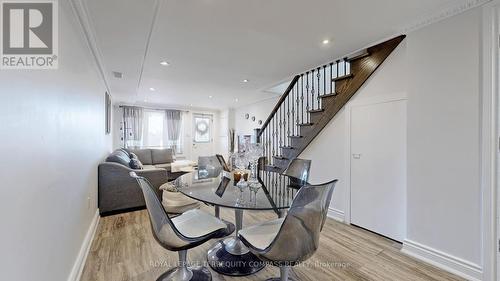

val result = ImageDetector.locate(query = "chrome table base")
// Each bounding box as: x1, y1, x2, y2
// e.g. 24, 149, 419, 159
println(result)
207, 209, 265, 276
156, 266, 211, 281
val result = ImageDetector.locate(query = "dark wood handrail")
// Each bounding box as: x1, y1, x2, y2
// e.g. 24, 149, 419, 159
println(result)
257, 75, 300, 139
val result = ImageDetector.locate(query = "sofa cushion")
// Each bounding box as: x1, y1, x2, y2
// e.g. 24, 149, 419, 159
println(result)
129, 153, 143, 169
106, 149, 131, 167
129, 149, 153, 165
151, 148, 174, 164
155, 163, 171, 171
142, 165, 156, 170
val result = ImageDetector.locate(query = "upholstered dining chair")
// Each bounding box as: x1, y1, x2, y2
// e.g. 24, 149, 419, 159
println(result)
130, 172, 234, 281
282, 158, 312, 187
238, 179, 338, 281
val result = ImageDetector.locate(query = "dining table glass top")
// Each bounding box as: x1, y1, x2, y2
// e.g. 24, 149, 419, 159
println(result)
173, 169, 302, 211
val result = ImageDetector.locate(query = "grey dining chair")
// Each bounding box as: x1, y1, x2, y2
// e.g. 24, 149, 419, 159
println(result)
238, 179, 338, 281
130, 172, 234, 281
282, 158, 312, 186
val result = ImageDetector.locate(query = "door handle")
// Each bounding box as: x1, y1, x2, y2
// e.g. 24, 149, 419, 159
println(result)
352, 154, 361, 159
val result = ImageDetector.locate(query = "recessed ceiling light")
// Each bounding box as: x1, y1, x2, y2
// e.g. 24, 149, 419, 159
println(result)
149, 87, 155, 91
208, 95, 213, 99
190, 104, 193, 107
112, 71, 123, 78
322, 39, 330, 45
160, 61, 170, 66
235, 98, 239, 102
242, 79, 249, 83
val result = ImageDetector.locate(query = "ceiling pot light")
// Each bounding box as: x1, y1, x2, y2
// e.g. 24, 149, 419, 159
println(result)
160, 61, 170, 66
322, 39, 330, 45
112, 71, 123, 78
235, 98, 239, 102
242, 79, 249, 83
208, 95, 213, 99
149, 87, 156, 91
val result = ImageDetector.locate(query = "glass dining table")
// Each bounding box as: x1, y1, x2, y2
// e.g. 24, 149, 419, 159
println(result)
173, 168, 302, 276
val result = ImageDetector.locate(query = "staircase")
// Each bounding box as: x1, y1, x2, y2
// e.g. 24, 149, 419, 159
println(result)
258, 35, 406, 172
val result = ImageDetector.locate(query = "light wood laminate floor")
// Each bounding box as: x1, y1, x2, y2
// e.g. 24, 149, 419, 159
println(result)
81, 206, 465, 281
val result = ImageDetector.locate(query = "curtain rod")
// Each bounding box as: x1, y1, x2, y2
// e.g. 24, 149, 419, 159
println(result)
118, 104, 189, 113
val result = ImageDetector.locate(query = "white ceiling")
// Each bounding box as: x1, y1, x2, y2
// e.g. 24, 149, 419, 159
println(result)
85, 0, 455, 110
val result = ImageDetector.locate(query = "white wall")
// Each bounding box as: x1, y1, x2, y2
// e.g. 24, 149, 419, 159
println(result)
231, 7, 484, 278
234, 96, 279, 138
406, 8, 481, 267
0, 1, 111, 281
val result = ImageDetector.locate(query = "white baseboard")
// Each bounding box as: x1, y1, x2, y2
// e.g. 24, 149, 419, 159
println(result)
327, 208, 345, 222
67, 210, 100, 281
401, 239, 482, 281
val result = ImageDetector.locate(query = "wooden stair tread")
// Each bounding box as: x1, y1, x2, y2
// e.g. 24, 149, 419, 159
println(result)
347, 51, 370, 62
280, 146, 294, 149
272, 155, 288, 160
308, 109, 324, 113
320, 93, 338, 98
288, 135, 304, 139
298, 122, 314, 126
332, 73, 354, 82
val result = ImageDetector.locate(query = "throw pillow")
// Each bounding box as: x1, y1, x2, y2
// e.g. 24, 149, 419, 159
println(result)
130, 157, 143, 170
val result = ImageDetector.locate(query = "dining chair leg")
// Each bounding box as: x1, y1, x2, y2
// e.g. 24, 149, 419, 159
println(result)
215, 206, 220, 218
156, 250, 193, 281
280, 266, 290, 281
265, 265, 296, 281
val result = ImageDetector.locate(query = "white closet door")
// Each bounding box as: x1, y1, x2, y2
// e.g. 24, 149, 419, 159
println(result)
350, 99, 407, 242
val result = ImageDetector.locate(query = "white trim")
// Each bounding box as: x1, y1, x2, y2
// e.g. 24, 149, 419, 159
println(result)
481, 2, 500, 281
136, 0, 161, 95
68, 0, 111, 95
67, 210, 100, 281
402, 0, 492, 33
327, 208, 345, 222
402, 239, 483, 281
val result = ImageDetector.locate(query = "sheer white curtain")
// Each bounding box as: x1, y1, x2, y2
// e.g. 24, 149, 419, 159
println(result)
123, 106, 143, 148
125, 108, 183, 154
165, 110, 183, 154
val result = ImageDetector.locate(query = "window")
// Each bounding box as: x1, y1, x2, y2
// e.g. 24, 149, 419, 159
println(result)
193, 114, 212, 143
142, 110, 164, 147
138, 109, 184, 154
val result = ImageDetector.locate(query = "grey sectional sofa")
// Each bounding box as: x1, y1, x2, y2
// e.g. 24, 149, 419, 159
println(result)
98, 148, 174, 216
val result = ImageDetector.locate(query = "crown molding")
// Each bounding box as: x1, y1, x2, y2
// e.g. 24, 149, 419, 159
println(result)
401, 0, 492, 33
68, 0, 111, 95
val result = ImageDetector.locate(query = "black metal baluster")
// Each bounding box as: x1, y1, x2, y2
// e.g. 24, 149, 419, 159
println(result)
310, 69, 315, 111
323, 65, 326, 97
343, 57, 347, 76
336, 59, 340, 77
282, 97, 286, 147
286, 88, 293, 146
317, 67, 321, 109
295, 83, 300, 135
271, 115, 275, 160
291, 87, 295, 137
305, 72, 309, 123
300, 74, 304, 125
329, 62, 333, 95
